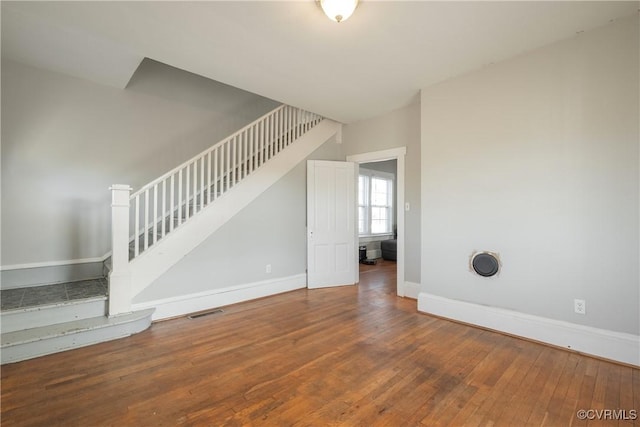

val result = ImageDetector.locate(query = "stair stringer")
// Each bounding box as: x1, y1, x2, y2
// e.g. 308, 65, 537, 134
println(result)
129, 119, 341, 298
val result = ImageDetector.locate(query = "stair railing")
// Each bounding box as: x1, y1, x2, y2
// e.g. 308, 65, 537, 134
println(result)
131, 104, 323, 258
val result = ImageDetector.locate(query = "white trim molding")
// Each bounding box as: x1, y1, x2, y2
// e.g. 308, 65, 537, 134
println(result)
132, 274, 307, 321
347, 147, 407, 163
418, 292, 640, 367
0, 254, 110, 271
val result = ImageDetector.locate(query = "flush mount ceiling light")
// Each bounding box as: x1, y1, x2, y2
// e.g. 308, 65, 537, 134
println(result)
319, 0, 359, 23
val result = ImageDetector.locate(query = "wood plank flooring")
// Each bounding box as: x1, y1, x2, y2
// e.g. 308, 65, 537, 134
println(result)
2, 259, 638, 426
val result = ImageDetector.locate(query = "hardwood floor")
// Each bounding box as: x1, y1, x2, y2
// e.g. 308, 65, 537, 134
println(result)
2, 259, 638, 426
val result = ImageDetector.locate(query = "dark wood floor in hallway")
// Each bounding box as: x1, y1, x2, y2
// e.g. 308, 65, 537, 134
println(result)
2, 259, 638, 426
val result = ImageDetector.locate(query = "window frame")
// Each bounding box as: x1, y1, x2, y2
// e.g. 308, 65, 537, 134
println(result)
358, 167, 394, 238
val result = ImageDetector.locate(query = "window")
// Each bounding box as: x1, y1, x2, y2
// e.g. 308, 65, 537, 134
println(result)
358, 168, 393, 236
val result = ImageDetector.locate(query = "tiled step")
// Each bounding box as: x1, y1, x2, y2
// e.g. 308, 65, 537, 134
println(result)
1, 297, 107, 334
1, 309, 154, 364
0, 279, 109, 333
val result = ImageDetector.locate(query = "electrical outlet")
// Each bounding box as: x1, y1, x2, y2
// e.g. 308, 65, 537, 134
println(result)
574, 299, 586, 315
266, 264, 271, 274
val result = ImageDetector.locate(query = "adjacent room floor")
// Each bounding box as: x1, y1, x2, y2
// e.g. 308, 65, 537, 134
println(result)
1, 261, 637, 426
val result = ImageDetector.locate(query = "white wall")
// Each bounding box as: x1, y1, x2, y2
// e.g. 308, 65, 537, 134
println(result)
1, 59, 279, 274
133, 138, 344, 303
420, 16, 639, 335
343, 99, 421, 283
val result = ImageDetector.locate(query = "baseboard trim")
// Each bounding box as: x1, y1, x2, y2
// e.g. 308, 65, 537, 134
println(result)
0, 254, 110, 271
0, 261, 106, 289
417, 292, 640, 367
404, 281, 420, 299
132, 274, 307, 321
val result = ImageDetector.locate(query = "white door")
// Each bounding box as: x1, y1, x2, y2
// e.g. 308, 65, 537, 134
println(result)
307, 160, 357, 289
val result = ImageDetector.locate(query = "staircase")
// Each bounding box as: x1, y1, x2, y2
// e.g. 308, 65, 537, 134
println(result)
1, 104, 338, 363
108, 104, 338, 316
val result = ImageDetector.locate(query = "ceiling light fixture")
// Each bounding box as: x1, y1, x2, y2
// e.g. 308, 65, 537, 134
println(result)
320, 0, 358, 23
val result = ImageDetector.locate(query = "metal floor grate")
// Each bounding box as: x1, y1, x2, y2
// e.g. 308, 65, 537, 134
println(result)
187, 309, 224, 319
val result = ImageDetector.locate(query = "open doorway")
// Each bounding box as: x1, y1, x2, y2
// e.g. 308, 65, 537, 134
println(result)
347, 147, 407, 297
357, 159, 398, 294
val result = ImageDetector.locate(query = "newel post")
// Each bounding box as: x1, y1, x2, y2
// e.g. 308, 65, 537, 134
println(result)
109, 184, 132, 316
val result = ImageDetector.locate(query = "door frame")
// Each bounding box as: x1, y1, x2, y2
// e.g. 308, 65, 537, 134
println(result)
347, 147, 407, 297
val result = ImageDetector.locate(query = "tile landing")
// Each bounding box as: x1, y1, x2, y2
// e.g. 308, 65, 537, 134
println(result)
1, 279, 108, 311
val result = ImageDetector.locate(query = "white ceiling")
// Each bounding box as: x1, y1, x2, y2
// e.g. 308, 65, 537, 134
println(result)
2, 1, 637, 123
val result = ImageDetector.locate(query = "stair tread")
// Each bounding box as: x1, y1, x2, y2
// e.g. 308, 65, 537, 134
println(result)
1, 295, 107, 315
1, 309, 155, 347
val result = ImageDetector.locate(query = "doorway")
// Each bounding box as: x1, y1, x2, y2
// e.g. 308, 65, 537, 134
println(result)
358, 159, 398, 293
347, 147, 406, 297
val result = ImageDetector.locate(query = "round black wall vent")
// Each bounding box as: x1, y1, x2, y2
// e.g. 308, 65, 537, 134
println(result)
472, 252, 500, 277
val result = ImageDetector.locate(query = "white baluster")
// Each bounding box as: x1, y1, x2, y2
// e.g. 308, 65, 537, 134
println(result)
224, 140, 233, 191
238, 135, 242, 181
274, 110, 279, 154
185, 163, 191, 220
161, 180, 166, 238
213, 148, 219, 200
286, 107, 291, 146
144, 188, 149, 251
220, 142, 229, 195
270, 113, 275, 158
178, 169, 183, 225
184, 164, 191, 221
231, 136, 238, 186
152, 184, 158, 245
242, 130, 248, 179
259, 120, 264, 167
134, 194, 140, 257
200, 156, 205, 209
271, 114, 276, 157
170, 175, 175, 232
235, 136, 239, 184
263, 119, 267, 165
207, 151, 212, 205
279, 109, 284, 152
249, 125, 255, 173
192, 160, 197, 213
237, 134, 242, 181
